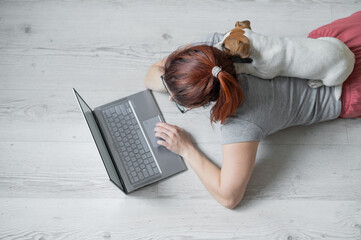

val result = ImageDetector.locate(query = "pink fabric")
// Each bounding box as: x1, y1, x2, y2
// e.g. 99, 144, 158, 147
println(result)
308, 11, 361, 118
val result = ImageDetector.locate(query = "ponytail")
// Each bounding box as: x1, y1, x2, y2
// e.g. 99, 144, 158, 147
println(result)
211, 70, 244, 124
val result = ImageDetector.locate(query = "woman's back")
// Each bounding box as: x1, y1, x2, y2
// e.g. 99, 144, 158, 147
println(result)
221, 74, 342, 144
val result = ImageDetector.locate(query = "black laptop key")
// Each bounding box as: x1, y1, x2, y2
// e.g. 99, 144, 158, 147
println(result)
142, 169, 149, 178
115, 106, 122, 115
105, 109, 111, 117
146, 165, 154, 176
119, 104, 127, 115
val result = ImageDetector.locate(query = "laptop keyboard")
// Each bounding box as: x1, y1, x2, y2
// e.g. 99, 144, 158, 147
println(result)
102, 101, 161, 185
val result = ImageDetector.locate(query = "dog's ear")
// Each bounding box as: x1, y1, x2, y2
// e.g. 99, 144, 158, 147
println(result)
237, 37, 250, 58
235, 20, 251, 30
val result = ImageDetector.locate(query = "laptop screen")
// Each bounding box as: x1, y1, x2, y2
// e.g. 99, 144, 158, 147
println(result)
73, 89, 123, 191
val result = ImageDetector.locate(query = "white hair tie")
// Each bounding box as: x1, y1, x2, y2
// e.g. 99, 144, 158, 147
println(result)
212, 66, 222, 78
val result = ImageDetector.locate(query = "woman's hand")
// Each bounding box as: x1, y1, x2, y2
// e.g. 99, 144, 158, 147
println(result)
154, 122, 194, 157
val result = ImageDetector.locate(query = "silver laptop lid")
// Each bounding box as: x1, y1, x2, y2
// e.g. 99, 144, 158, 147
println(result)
73, 88, 125, 192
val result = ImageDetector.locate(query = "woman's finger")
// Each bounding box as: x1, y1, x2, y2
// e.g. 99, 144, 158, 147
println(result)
155, 131, 170, 141
154, 126, 173, 138
157, 139, 169, 149
156, 122, 177, 132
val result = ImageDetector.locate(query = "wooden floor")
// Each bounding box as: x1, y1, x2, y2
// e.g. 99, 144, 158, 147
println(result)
1, 0, 361, 239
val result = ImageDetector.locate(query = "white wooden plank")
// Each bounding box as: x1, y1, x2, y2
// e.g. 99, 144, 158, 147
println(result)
263, 118, 348, 144
0, 198, 360, 239
0, 1, 178, 46
345, 118, 361, 144
331, 4, 361, 20
0, 46, 161, 90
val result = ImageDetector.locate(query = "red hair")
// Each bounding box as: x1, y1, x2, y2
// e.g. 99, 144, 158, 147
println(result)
163, 45, 244, 124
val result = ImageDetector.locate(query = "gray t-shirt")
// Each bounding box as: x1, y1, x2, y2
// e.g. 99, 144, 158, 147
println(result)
221, 74, 341, 144
191, 32, 342, 144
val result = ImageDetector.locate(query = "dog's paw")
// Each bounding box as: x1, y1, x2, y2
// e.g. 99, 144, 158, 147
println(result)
307, 80, 324, 88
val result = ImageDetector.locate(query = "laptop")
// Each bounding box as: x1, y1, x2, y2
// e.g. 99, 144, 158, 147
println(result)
73, 88, 187, 193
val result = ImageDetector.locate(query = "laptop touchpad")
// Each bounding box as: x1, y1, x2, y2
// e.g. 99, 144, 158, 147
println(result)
142, 116, 162, 148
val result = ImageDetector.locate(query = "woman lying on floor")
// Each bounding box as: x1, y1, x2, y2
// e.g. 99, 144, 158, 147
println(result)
144, 12, 361, 209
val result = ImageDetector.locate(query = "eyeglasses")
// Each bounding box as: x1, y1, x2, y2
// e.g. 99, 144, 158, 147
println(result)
161, 74, 191, 114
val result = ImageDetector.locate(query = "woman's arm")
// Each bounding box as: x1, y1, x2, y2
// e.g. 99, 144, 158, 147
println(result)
154, 122, 259, 209
184, 141, 258, 209
144, 57, 167, 92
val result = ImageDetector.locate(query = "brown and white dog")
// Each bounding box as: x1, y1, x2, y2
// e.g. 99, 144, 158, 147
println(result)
218, 20, 355, 98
